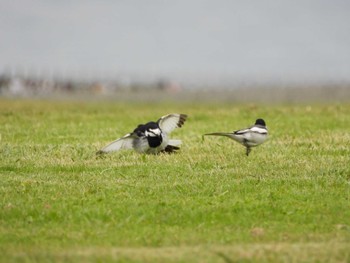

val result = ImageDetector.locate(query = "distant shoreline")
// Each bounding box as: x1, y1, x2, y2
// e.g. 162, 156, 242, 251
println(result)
1, 84, 349, 103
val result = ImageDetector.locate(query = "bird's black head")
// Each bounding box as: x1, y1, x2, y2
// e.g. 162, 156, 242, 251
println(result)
255, 119, 266, 126
144, 122, 163, 148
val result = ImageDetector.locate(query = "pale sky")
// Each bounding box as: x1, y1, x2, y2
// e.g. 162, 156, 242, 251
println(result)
1, 0, 350, 85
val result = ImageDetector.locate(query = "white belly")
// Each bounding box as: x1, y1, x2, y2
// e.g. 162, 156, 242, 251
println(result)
230, 132, 267, 147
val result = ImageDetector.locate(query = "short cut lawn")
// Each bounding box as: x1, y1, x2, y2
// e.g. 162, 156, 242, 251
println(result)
0, 98, 350, 262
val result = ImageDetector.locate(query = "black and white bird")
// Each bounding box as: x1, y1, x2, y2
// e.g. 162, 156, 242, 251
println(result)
204, 119, 268, 156
97, 114, 187, 154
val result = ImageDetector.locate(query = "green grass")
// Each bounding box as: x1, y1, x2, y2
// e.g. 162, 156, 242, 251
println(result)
1, 98, 350, 262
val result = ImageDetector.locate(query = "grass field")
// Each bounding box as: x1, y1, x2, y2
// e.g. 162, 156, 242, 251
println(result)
1, 98, 350, 262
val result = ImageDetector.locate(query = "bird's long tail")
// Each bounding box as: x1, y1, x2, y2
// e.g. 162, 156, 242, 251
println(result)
202, 132, 233, 141
203, 132, 232, 137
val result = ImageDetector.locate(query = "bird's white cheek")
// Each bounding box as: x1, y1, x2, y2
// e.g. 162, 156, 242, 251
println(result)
145, 129, 162, 137
149, 128, 161, 136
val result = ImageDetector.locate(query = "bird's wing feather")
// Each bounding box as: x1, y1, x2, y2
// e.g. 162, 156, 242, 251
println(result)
250, 126, 268, 134
234, 128, 251, 135
97, 133, 136, 154
168, 139, 182, 146
157, 114, 187, 134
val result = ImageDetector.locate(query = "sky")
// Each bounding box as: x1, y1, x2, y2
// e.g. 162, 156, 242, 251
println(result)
1, 0, 350, 85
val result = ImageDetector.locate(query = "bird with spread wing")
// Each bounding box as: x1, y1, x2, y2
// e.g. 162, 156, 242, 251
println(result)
97, 113, 187, 154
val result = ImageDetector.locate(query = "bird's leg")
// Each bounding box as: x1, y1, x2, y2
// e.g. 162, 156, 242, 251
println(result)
246, 147, 251, 156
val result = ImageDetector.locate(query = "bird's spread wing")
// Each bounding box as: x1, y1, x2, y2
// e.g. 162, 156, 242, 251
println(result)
157, 114, 187, 134
97, 133, 136, 154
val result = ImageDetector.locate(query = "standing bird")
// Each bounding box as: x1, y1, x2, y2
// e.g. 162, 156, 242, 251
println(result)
97, 114, 187, 154
204, 119, 268, 156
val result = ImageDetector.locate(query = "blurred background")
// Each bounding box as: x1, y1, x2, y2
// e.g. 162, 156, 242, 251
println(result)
1, 0, 350, 102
